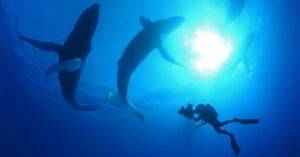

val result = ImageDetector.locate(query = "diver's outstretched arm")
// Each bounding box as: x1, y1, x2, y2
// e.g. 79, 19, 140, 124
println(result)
192, 116, 202, 121
220, 118, 260, 126
195, 121, 207, 128
20, 36, 63, 52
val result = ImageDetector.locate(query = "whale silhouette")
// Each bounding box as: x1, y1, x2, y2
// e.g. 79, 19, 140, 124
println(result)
225, 0, 245, 25
20, 3, 100, 110
116, 16, 184, 119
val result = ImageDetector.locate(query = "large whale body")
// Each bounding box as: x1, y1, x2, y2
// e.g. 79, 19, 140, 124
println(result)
20, 3, 100, 110
113, 16, 184, 121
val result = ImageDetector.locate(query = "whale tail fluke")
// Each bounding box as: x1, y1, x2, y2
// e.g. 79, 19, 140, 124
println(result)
106, 92, 144, 122
126, 100, 145, 122
66, 99, 98, 111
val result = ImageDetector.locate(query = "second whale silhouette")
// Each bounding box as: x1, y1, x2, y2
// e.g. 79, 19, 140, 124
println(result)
20, 3, 100, 110
110, 16, 185, 121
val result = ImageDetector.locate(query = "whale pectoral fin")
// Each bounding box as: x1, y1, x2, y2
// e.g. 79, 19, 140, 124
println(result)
139, 16, 153, 28
19, 36, 63, 53
45, 58, 83, 77
45, 63, 60, 77
157, 44, 183, 66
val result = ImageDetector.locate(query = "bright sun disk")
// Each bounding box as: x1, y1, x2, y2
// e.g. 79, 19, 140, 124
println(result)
186, 28, 233, 75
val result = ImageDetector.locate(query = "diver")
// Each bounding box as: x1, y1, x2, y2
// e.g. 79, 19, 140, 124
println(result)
178, 104, 259, 155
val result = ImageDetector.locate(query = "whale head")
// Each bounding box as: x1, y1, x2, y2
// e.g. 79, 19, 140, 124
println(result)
155, 16, 185, 34
65, 3, 100, 47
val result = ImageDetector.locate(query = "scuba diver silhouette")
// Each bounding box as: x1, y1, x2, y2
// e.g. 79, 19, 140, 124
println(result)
178, 104, 259, 155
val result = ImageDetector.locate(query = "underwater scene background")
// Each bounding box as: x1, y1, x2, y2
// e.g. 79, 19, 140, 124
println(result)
1, 0, 299, 157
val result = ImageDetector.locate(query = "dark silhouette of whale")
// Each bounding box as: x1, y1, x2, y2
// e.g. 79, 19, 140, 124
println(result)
20, 3, 100, 110
116, 16, 184, 120
225, 0, 245, 25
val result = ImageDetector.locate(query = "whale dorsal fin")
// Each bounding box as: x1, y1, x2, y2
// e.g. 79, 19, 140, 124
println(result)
139, 16, 153, 28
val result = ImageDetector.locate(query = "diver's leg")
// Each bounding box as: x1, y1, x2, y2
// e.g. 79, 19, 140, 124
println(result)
213, 125, 240, 154
220, 118, 260, 126
213, 125, 233, 136
220, 119, 237, 126
20, 36, 63, 52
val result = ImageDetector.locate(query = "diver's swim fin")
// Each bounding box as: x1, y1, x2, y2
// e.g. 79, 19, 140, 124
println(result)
45, 58, 83, 77
230, 135, 241, 155
237, 118, 260, 124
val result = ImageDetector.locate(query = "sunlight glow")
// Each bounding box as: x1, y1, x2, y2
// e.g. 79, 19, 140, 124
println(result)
185, 27, 233, 75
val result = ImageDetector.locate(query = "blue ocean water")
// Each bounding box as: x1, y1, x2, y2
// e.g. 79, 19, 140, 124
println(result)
1, 0, 299, 157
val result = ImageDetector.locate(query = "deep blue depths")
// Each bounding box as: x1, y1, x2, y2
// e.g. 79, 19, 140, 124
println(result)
1, 0, 299, 157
